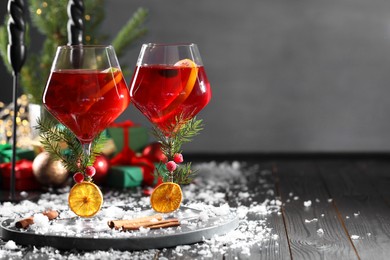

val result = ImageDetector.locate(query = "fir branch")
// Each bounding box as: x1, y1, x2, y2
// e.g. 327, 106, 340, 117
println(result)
36, 117, 107, 173
174, 162, 197, 185
153, 116, 204, 160
152, 115, 204, 184
175, 117, 203, 144
84, 0, 106, 44
112, 7, 148, 58
28, 1, 68, 37
0, 23, 12, 74
154, 162, 170, 182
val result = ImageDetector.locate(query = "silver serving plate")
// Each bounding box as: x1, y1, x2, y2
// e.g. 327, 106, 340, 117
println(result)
0, 206, 239, 251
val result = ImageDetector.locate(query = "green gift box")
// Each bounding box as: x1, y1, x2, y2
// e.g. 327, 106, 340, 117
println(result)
106, 166, 144, 188
107, 121, 149, 153
0, 144, 36, 163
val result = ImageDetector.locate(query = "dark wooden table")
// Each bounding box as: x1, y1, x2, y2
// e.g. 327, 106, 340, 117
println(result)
1, 154, 390, 259
188, 154, 390, 260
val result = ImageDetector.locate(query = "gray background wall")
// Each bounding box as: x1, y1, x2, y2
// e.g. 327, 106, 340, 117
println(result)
1, 0, 390, 153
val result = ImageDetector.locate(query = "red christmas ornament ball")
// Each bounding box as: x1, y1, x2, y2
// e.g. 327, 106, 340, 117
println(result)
92, 155, 110, 184
142, 142, 167, 163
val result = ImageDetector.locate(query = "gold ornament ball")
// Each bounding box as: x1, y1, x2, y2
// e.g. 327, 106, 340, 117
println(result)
32, 152, 69, 187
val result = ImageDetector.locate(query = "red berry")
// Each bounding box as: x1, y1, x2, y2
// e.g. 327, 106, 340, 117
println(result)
73, 172, 84, 183
85, 166, 96, 177
166, 161, 177, 172
173, 153, 184, 164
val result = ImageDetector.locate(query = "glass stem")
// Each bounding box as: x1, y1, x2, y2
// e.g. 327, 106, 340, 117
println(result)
82, 142, 92, 165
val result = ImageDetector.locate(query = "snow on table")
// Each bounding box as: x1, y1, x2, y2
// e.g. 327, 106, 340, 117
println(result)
0, 161, 281, 259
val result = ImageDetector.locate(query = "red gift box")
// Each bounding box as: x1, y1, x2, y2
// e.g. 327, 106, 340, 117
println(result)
0, 159, 41, 190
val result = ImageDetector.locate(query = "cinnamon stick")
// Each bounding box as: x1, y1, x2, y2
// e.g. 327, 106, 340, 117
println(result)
108, 214, 163, 230
121, 218, 180, 231
15, 210, 59, 229
108, 214, 180, 231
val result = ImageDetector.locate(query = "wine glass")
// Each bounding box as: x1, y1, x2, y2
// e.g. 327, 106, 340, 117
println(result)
129, 43, 211, 135
129, 42, 211, 207
43, 45, 130, 217
43, 45, 130, 160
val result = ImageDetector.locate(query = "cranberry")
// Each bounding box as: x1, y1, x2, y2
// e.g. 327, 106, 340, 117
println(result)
85, 166, 96, 177
173, 153, 184, 164
73, 172, 84, 183
166, 161, 177, 172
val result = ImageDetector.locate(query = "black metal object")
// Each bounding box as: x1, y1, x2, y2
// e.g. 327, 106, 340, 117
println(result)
7, 0, 26, 201
67, 0, 84, 45
67, 0, 84, 69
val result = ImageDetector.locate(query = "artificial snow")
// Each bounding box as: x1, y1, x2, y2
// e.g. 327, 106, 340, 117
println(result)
304, 218, 318, 223
303, 200, 312, 207
4, 240, 18, 250
0, 161, 282, 259
351, 235, 360, 240
32, 213, 50, 228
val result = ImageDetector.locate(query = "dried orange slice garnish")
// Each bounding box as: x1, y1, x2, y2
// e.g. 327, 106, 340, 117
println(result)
150, 182, 183, 213
68, 182, 103, 218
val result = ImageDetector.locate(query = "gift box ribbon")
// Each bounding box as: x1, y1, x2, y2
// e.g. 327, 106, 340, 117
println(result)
109, 120, 157, 186
0, 159, 34, 179
0, 144, 14, 162
0, 143, 35, 163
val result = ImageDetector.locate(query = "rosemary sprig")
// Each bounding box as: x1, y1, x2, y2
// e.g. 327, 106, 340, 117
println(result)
36, 117, 107, 173
152, 115, 204, 184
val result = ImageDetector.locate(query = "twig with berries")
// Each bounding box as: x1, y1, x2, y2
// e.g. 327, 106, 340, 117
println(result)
152, 116, 203, 184
36, 117, 107, 183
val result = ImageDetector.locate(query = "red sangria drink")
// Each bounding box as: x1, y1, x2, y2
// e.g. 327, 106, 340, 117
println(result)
130, 44, 211, 135
130, 62, 211, 133
44, 69, 130, 144
43, 45, 130, 157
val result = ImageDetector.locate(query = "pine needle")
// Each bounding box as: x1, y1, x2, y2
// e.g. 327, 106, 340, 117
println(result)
152, 115, 204, 184
36, 117, 107, 173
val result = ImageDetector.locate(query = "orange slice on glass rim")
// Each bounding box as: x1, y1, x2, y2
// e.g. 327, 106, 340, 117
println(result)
150, 182, 183, 213
155, 59, 198, 121
68, 181, 103, 218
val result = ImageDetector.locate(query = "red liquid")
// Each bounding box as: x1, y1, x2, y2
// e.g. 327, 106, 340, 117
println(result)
130, 65, 211, 132
43, 69, 130, 143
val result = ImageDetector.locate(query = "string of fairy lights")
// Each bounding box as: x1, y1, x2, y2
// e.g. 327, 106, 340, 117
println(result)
0, 95, 34, 148
34, 1, 93, 43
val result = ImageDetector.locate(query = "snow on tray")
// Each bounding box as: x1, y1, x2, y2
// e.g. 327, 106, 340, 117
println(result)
0, 161, 281, 259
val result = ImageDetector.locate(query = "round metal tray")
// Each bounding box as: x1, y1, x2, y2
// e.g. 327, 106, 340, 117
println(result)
0, 207, 239, 251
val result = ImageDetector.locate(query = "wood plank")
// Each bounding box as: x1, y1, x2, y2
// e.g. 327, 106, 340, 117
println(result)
222, 161, 291, 260
274, 160, 358, 260
356, 160, 390, 204
318, 160, 390, 260
252, 161, 291, 260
